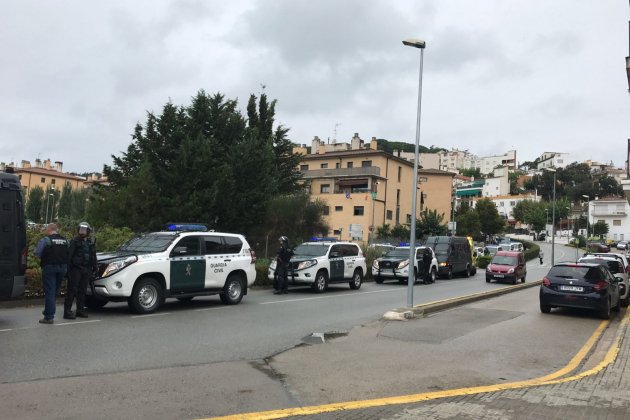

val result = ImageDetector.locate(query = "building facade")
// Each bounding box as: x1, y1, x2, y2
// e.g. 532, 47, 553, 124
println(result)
588, 198, 630, 241
296, 135, 454, 242
537, 152, 570, 170
1, 159, 85, 198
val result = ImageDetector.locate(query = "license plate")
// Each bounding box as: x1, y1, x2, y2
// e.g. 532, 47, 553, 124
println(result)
494, 274, 504, 278
380, 269, 393, 274
560, 285, 584, 292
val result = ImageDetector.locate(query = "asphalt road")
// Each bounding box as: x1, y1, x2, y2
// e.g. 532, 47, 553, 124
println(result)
0, 242, 567, 384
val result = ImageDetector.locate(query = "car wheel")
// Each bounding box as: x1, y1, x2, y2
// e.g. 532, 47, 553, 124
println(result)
129, 277, 163, 314
613, 296, 621, 312
374, 276, 384, 284
84, 295, 108, 309
349, 269, 363, 290
465, 264, 471, 278
540, 302, 551, 314
521, 274, 526, 283
429, 268, 437, 284
622, 296, 630, 307
512, 276, 517, 285
600, 299, 611, 320
220, 274, 244, 305
486, 277, 491, 283
312, 270, 328, 293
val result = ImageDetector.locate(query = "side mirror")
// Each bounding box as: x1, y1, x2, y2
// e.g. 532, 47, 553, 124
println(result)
614, 275, 625, 283
172, 246, 188, 256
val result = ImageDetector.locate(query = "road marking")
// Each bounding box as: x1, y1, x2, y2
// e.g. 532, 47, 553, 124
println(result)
203, 313, 613, 420
131, 312, 171, 318
194, 306, 231, 312
260, 289, 400, 305
55, 320, 102, 326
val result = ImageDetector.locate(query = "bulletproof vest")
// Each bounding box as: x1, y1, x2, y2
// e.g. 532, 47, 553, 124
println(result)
71, 237, 92, 267
41, 233, 69, 266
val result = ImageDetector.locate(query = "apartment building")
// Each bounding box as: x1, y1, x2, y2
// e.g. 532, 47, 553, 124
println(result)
588, 197, 630, 241
537, 152, 570, 170
1, 159, 85, 198
296, 134, 454, 242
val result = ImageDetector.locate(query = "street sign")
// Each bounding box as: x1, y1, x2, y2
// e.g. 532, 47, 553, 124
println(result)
371, 192, 377, 200
369, 225, 375, 232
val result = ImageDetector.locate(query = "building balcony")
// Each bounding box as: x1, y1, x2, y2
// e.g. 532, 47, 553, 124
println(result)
300, 167, 381, 179
592, 210, 627, 217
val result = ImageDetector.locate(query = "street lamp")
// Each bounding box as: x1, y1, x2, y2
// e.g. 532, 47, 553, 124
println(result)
543, 168, 556, 265
44, 190, 54, 224
582, 194, 590, 240
403, 37, 426, 308
369, 181, 380, 245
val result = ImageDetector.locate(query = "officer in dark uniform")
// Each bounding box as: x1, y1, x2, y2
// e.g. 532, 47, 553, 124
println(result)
64, 222, 97, 319
274, 236, 293, 295
34, 223, 69, 324
422, 248, 434, 284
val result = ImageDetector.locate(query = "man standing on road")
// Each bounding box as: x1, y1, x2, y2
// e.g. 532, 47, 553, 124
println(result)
539, 250, 544, 265
34, 223, 69, 324
64, 222, 96, 319
274, 236, 293, 295
422, 248, 434, 284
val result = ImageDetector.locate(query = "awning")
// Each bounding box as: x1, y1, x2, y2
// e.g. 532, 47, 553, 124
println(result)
456, 189, 482, 197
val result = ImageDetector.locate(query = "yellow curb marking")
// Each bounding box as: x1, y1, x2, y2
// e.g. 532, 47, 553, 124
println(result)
204, 306, 618, 420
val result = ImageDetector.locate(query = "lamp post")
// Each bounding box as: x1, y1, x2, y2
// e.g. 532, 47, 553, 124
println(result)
582, 194, 590, 241
370, 181, 380, 245
44, 190, 54, 224
544, 168, 557, 265
403, 37, 426, 308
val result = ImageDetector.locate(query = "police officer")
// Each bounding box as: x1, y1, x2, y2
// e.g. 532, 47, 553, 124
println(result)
422, 248, 434, 284
274, 236, 293, 295
539, 250, 544, 265
64, 222, 96, 319
34, 223, 69, 324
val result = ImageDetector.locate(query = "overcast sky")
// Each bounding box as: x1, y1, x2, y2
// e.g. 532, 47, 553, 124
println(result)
2, 1, 629, 173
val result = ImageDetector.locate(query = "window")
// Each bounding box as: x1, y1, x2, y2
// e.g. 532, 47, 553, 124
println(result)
347, 162, 353, 168
41, 177, 45, 183
510, 201, 516, 206
614, 220, 621, 226
333, 229, 342, 235
335, 206, 343, 212
320, 163, 328, 169
397, 166, 402, 182
342, 244, 359, 257
18, 174, 22, 180
336, 163, 341, 168
320, 184, 330, 193
224, 236, 243, 253
354, 206, 364, 216
174, 236, 201, 256
323, 206, 330, 216
51, 179, 56, 185
361, 161, 372, 167
396, 189, 400, 205
386, 210, 393, 220
300, 165, 309, 171
203, 236, 223, 255
406, 214, 411, 224
499, 202, 504, 206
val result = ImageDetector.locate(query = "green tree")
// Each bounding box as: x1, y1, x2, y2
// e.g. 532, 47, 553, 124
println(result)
509, 170, 525, 195
460, 168, 481, 179
548, 197, 570, 223
475, 198, 504, 235
376, 224, 391, 238
57, 183, 73, 219
525, 205, 547, 233
593, 220, 609, 238
416, 209, 448, 237
391, 224, 410, 239
456, 211, 481, 238
26, 186, 44, 222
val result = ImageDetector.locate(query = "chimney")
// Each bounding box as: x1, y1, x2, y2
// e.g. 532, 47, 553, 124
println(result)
21, 160, 31, 169
44, 159, 51, 169
35, 159, 42, 168
54, 161, 63, 172
312, 136, 321, 154
351, 133, 361, 150
370, 137, 378, 150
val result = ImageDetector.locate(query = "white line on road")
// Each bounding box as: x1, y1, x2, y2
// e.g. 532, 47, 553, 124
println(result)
55, 320, 102, 326
260, 288, 400, 305
131, 312, 172, 318
194, 306, 231, 312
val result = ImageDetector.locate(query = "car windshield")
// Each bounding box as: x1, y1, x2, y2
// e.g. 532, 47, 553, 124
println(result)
384, 249, 411, 258
118, 234, 175, 253
434, 243, 449, 255
581, 258, 622, 274
293, 243, 330, 257
492, 256, 517, 266
548, 265, 602, 283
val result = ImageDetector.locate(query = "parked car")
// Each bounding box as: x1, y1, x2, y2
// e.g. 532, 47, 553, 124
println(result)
486, 251, 527, 284
268, 241, 366, 293
484, 245, 505, 256
540, 262, 622, 319
616, 241, 628, 251
372, 246, 438, 284
578, 256, 629, 306
587, 242, 610, 253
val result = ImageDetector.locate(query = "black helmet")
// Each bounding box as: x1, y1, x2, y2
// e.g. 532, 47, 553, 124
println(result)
279, 236, 289, 245
78, 222, 92, 236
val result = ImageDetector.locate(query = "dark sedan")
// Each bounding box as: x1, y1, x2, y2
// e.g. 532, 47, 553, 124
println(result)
540, 262, 621, 319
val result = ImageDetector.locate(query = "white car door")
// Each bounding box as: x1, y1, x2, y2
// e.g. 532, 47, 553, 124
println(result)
202, 234, 230, 288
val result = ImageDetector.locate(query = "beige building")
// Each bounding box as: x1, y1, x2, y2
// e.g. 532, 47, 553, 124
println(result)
296, 134, 454, 242
1, 159, 85, 198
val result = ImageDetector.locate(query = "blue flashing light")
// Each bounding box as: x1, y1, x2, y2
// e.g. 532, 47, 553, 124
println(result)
399, 242, 410, 247
167, 223, 208, 232
310, 237, 338, 242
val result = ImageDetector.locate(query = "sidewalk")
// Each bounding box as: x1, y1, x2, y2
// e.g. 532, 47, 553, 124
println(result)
279, 309, 630, 419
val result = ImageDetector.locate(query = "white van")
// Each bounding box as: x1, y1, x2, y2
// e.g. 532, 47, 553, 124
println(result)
509, 242, 524, 252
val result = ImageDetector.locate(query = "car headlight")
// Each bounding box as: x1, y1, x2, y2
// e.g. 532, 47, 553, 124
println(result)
269, 260, 277, 270
397, 259, 409, 269
297, 260, 317, 270
439, 262, 449, 267
101, 255, 138, 278
508, 268, 515, 274
373, 260, 380, 269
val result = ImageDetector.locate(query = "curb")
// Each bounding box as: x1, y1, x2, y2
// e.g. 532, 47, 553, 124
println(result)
384, 280, 542, 320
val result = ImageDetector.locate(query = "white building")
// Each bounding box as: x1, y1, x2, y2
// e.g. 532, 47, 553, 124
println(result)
472, 194, 541, 224
587, 197, 630, 241
481, 167, 510, 198
537, 152, 570, 170
437, 149, 475, 172
472, 150, 517, 175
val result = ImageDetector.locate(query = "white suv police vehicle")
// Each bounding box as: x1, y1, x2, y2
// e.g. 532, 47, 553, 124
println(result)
372, 246, 438, 284
267, 241, 366, 293
86, 224, 257, 314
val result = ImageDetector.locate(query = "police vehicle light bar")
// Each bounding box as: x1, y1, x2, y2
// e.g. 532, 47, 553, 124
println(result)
166, 223, 208, 232
310, 237, 338, 242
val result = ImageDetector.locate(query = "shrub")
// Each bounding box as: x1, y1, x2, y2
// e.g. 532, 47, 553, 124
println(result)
254, 259, 272, 287
477, 255, 492, 269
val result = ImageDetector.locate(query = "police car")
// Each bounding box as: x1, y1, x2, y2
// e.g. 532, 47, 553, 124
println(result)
267, 240, 366, 293
372, 246, 438, 284
86, 224, 256, 314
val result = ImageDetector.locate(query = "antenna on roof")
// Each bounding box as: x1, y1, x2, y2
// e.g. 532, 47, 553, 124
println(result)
333, 122, 341, 144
